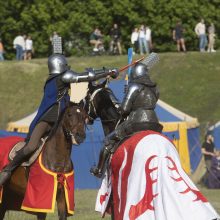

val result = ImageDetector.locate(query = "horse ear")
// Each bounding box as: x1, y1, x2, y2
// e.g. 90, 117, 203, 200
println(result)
68, 101, 75, 107
79, 99, 85, 109
88, 81, 93, 90
101, 79, 108, 88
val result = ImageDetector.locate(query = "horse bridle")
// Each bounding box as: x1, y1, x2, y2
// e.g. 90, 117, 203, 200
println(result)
63, 126, 73, 141
62, 105, 85, 142
88, 88, 103, 119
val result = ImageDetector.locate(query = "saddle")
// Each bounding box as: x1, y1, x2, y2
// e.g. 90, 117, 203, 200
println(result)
8, 137, 47, 167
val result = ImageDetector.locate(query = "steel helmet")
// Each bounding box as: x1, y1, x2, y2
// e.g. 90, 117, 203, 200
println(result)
48, 54, 69, 74
130, 63, 148, 81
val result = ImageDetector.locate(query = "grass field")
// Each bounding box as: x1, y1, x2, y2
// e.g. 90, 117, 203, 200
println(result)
2, 187, 220, 219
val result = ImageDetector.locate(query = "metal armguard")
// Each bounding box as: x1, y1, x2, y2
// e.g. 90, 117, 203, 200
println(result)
62, 68, 116, 83
121, 83, 142, 115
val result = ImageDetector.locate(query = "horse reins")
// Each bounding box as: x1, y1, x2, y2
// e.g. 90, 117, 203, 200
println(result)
89, 88, 103, 119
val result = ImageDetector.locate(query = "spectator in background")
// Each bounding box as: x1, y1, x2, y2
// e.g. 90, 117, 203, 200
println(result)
195, 18, 207, 52
131, 27, 139, 54
13, 34, 26, 60
173, 21, 187, 52
23, 34, 27, 60
0, 39, 4, 61
145, 25, 152, 53
207, 150, 220, 189
202, 134, 216, 185
89, 28, 103, 52
109, 23, 122, 55
138, 25, 148, 55
25, 35, 33, 60
207, 23, 216, 53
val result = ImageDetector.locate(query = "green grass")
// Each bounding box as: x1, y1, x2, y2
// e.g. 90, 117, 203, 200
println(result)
3, 188, 220, 219
0, 52, 220, 134
152, 52, 220, 130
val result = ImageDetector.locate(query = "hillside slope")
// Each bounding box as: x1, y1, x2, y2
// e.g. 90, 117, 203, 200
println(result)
0, 52, 220, 133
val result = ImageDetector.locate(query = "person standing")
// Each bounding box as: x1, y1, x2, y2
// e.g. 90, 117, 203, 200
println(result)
109, 23, 122, 55
145, 26, 152, 53
202, 134, 216, 185
22, 34, 27, 60
138, 25, 148, 55
25, 35, 34, 60
131, 28, 139, 54
173, 21, 187, 52
13, 34, 25, 60
0, 39, 4, 61
207, 23, 216, 53
195, 18, 207, 52
207, 150, 220, 189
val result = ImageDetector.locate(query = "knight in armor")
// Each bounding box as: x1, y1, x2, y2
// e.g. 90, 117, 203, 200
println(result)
90, 62, 163, 178
0, 54, 119, 186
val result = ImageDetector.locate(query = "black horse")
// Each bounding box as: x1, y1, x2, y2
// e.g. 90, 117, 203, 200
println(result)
84, 81, 121, 136
84, 81, 121, 219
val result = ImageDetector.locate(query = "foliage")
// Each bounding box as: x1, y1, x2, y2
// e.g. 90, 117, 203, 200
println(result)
0, 0, 219, 58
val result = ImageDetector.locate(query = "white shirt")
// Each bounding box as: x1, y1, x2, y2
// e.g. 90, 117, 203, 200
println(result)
139, 29, 145, 38
25, 39, 33, 50
13, 36, 25, 49
131, 31, 139, 44
195, 22, 206, 35
145, 28, 151, 41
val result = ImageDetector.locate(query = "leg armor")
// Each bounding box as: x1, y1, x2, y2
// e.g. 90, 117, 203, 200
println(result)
90, 130, 122, 178
0, 122, 51, 186
90, 119, 163, 178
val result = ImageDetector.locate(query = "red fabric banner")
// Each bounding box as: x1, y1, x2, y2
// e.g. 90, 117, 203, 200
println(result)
0, 136, 24, 203
22, 153, 74, 215
0, 136, 74, 214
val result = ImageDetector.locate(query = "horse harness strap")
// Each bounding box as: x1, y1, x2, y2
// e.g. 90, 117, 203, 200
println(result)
57, 173, 70, 190
62, 126, 73, 141
89, 88, 103, 118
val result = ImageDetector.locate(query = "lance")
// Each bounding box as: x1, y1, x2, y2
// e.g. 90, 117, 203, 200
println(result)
119, 56, 145, 73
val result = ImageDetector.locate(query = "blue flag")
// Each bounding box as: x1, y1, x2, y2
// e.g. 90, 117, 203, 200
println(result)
127, 48, 133, 80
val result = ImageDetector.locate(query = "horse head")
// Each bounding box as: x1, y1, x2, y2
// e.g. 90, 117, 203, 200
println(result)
83, 80, 121, 135
62, 102, 88, 145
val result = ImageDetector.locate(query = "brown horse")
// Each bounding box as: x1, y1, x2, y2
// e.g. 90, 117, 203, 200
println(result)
0, 103, 88, 220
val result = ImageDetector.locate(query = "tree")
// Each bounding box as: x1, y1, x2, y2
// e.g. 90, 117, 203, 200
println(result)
0, 0, 219, 59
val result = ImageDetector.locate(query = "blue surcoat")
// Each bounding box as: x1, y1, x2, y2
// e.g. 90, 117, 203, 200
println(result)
28, 75, 70, 137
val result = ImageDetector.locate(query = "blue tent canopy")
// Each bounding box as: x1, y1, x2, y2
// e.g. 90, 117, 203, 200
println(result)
208, 122, 220, 150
